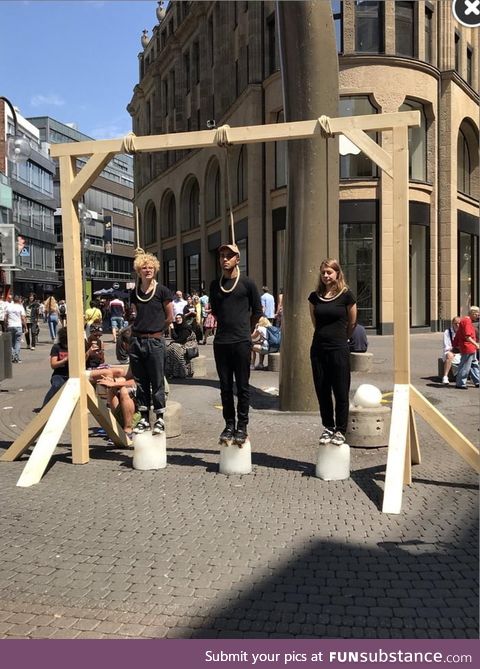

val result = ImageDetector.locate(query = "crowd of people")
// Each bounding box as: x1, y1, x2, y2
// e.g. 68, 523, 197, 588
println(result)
2, 246, 478, 451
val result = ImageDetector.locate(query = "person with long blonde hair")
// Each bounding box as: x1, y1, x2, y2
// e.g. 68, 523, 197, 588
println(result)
129, 251, 174, 434
308, 258, 357, 447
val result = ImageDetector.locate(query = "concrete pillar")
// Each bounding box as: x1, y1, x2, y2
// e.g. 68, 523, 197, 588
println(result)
277, 0, 339, 411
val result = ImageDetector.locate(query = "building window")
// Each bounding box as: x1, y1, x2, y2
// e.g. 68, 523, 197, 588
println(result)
457, 129, 471, 196
410, 223, 428, 326
455, 32, 460, 72
425, 6, 433, 63
144, 202, 157, 246
340, 220, 377, 327
206, 160, 221, 221
400, 99, 427, 181
184, 51, 191, 93
355, 0, 384, 53
161, 191, 176, 238
275, 110, 287, 188
236, 146, 248, 204
466, 46, 473, 87
182, 178, 199, 231
458, 230, 479, 315
340, 96, 378, 178
266, 13, 278, 75
395, 1, 416, 58
193, 41, 200, 84
165, 258, 176, 291
208, 16, 214, 66
332, 0, 343, 54
185, 253, 200, 294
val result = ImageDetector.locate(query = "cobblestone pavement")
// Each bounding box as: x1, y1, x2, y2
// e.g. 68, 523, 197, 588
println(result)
0, 325, 477, 639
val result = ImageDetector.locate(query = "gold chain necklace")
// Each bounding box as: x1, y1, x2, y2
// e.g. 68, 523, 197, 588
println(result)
220, 268, 241, 294
135, 279, 157, 303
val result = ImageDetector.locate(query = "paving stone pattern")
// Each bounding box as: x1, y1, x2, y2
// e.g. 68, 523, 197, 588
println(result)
0, 326, 477, 638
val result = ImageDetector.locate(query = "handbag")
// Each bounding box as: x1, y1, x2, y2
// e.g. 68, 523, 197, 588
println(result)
185, 343, 199, 360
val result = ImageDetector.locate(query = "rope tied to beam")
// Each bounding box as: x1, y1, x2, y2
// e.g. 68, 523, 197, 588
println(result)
214, 125, 236, 245
318, 115, 334, 139
122, 131, 138, 154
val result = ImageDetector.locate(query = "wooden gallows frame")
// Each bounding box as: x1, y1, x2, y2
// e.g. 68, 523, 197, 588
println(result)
1, 111, 478, 513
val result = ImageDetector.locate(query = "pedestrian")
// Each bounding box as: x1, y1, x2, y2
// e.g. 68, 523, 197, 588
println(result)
5, 295, 26, 363
441, 317, 461, 384
129, 251, 174, 434
43, 294, 59, 341
453, 306, 480, 389
58, 299, 67, 328
209, 242, 263, 446
84, 300, 102, 338
42, 326, 69, 406
348, 322, 368, 353
172, 290, 187, 317
251, 316, 271, 370
261, 286, 275, 322
309, 258, 357, 447
109, 294, 125, 343
0, 294, 7, 332
23, 292, 40, 350
165, 313, 196, 379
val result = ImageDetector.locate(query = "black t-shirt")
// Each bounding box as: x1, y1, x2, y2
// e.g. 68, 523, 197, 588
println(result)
50, 343, 69, 377
209, 275, 263, 344
308, 288, 356, 350
130, 283, 173, 333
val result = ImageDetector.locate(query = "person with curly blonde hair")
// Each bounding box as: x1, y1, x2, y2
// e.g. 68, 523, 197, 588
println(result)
129, 251, 173, 434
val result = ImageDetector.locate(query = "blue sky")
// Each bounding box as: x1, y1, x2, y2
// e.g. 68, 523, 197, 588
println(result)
0, 0, 159, 139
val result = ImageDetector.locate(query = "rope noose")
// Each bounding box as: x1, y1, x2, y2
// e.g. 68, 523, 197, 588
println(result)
214, 125, 236, 246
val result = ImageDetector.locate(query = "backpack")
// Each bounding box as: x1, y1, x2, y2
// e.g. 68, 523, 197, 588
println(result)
266, 325, 281, 352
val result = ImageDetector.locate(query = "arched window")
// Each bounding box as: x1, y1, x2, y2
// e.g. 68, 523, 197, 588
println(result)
457, 129, 471, 195
275, 110, 287, 188
144, 201, 157, 245
161, 191, 176, 238
181, 177, 200, 231
340, 96, 378, 178
205, 159, 221, 221
400, 99, 427, 181
236, 146, 248, 204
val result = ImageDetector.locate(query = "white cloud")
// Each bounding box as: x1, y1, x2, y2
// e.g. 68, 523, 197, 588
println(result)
88, 121, 132, 140
30, 94, 65, 108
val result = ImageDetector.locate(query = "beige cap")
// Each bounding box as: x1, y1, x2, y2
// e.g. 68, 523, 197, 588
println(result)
218, 242, 240, 256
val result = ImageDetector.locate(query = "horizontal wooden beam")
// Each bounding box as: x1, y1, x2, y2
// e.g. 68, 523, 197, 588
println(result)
410, 385, 480, 472
49, 111, 421, 158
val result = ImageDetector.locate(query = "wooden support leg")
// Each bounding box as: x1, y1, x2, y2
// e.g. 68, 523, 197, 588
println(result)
16, 379, 80, 487
409, 405, 421, 465
85, 382, 129, 448
382, 384, 410, 514
410, 385, 480, 471
0, 392, 61, 462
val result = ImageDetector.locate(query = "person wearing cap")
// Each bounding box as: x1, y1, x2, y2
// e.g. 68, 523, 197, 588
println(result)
209, 242, 263, 446
129, 251, 174, 434
261, 286, 275, 322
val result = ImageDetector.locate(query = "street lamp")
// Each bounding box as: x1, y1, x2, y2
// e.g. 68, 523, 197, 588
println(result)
0, 96, 31, 164
78, 202, 93, 308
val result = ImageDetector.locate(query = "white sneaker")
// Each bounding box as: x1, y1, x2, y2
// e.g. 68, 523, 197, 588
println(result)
319, 428, 334, 444
442, 376, 449, 385
331, 431, 346, 446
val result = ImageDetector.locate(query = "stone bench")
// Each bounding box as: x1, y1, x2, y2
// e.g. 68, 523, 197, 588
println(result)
437, 357, 456, 381
345, 405, 391, 448
350, 351, 373, 373
267, 352, 281, 372
192, 354, 207, 377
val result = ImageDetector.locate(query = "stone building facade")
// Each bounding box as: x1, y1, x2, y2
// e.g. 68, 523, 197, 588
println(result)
128, 0, 479, 333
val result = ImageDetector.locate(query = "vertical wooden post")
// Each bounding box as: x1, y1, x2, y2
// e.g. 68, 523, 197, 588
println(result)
59, 156, 89, 464
391, 126, 410, 384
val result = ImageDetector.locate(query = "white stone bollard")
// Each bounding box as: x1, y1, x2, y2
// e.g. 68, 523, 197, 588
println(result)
219, 439, 252, 475
315, 443, 350, 481
132, 431, 167, 470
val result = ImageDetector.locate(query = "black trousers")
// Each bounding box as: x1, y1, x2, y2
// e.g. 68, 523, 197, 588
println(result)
310, 344, 351, 434
129, 336, 166, 415
213, 341, 251, 427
